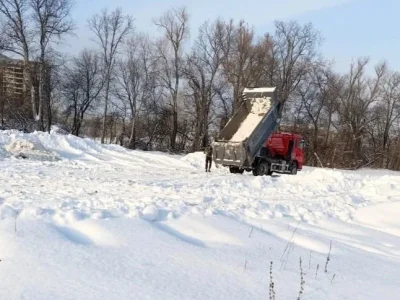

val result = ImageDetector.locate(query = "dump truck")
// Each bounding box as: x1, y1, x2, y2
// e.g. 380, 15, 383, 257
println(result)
212, 87, 304, 176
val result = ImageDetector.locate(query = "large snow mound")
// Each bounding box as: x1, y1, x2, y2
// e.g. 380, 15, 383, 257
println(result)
181, 151, 208, 169
3, 135, 60, 161
5, 139, 46, 152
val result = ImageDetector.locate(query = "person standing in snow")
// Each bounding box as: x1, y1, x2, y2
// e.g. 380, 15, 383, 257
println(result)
204, 144, 213, 172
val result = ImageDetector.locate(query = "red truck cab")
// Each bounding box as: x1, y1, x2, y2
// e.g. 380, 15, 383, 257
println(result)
265, 132, 305, 171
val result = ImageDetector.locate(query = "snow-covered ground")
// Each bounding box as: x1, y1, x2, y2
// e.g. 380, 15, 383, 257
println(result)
1, 130, 400, 299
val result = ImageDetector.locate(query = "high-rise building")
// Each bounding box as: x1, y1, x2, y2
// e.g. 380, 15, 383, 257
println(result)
0, 54, 25, 98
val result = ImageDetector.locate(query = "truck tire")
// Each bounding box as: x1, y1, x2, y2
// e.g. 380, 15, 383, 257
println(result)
229, 166, 244, 174
290, 163, 298, 175
253, 160, 269, 176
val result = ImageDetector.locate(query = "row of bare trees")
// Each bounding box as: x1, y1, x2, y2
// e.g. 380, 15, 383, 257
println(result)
284, 58, 400, 170
2, 5, 400, 170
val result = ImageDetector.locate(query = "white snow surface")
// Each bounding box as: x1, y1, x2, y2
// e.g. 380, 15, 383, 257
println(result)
243, 87, 276, 93
1, 130, 400, 299
230, 97, 272, 142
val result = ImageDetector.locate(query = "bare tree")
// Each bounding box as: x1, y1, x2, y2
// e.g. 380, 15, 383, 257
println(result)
183, 20, 231, 150
369, 69, 400, 168
30, 0, 74, 130
337, 59, 386, 168
88, 8, 133, 144
114, 34, 152, 149
269, 21, 322, 115
42, 53, 64, 131
63, 49, 103, 136
222, 20, 272, 110
0, 18, 7, 50
154, 6, 189, 151
296, 61, 337, 165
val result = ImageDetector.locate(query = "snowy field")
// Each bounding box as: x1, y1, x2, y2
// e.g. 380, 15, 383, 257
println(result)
0, 130, 400, 299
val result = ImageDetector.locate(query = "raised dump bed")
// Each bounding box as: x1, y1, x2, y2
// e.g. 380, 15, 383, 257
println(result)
212, 87, 281, 170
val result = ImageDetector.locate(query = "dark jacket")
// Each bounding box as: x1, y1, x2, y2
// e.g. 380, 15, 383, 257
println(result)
204, 145, 213, 158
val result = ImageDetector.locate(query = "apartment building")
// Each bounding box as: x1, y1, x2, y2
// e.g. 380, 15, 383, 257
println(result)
0, 54, 25, 98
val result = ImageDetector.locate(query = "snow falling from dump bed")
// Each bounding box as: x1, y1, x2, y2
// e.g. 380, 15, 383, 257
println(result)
230, 97, 272, 142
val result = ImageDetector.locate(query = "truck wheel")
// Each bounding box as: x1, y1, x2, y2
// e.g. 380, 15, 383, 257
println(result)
290, 163, 298, 175
229, 166, 238, 174
253, 161, 268, 176
229, 166, 244, 174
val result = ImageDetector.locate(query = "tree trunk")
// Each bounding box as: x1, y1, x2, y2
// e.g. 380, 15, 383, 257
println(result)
27, 66, 39, 130
323, 114, 332, 162
128, 117, 136, 149
75, 111, 85, 137
192, 102, 202, 151
0, 95, 4, 127
192, 121, 201, 152
171, 45, 180, 152
45, 66, 52, 133
312, 126, 319, 166
38, 62, 44, 131
101, 74, 111, 144
382, 124, 390, 168
171, 106, 178, 151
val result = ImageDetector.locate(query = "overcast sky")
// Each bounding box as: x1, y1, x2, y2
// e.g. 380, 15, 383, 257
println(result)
60, 0, 400, 73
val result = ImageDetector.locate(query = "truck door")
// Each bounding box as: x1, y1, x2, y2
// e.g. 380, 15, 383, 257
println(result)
294, 138, 305, 169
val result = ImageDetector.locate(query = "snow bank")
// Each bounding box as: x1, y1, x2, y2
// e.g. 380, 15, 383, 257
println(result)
180, 151, 206, 169
5, 139, 46, 153
0, 130, 61, 161
141, 205, 160, 221
0, 204, 18, 220
230, 97, 272, 142
50, 124, 69, 135
5, 138, 60, 161
1, 129, 399, 225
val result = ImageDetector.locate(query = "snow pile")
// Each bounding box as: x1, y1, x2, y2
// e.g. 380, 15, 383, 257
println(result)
180, 151, 206, 169
250, 97, 272, 113
50, 124, 69, 135
5, 139, 45, 153
5, 138, 60, 161
230, 97, 272, 142
141, 205, 160, 221
0, 204, 18, 220
1, 129, 399, 224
